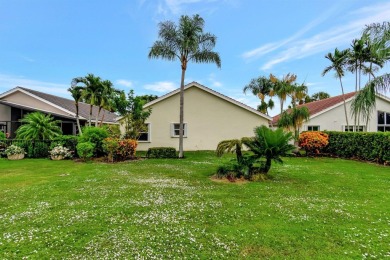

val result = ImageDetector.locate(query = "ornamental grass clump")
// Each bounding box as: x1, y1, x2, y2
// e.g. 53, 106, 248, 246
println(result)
49, 145, 73, 159
298, 131, 329, 156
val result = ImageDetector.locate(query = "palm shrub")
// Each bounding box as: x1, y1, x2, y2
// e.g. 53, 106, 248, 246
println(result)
246, 126, 295, 174
16, 112, 62, 140
216, 126, 295, 180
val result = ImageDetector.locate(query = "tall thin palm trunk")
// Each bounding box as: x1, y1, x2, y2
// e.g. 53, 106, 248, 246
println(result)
179, 65, 186, 159
339, 77, 349, 129
75, 103, 82, 134
89, 105, 93, 127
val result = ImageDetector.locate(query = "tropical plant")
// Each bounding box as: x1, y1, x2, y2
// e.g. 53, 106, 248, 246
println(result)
278, 107, 310, 143
16, 112, 62, 140
245, 126, 295, 174
322, 48, 350, 129
216, 126, 294, 178
0, 131, 6, 140
270, 73, 296, 114
351, 22, 390, 127
72, 73, 103, 126
149, 14, 221, 158
121, 91, 155, 140
310, 91, 331, 101
243, 76, 274, 115
68, 85, 84, 134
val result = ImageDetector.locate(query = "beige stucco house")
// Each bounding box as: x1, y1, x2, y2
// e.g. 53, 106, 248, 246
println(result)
0, 87, 117, 137
272, 92, 390, 132
120, 82, 272, 151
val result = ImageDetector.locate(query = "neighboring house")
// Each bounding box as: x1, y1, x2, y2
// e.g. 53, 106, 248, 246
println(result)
272, 92, 390, 132
0, 87, 117, 137
119, 82, 272, 151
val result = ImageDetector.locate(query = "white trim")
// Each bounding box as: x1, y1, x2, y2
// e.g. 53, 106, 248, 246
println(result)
138, 123, 151, 143
143, 82, 272, 121
0, 87, 80, 118
171, 122, 187, 138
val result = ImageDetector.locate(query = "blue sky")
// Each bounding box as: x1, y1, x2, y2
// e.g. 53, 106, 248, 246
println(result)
0, 0, 389, 116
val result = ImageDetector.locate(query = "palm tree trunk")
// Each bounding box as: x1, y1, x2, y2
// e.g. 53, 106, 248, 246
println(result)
339, 77, 349, 130
89, 105, 93, 127
100, 111, 106, 127
75, 103, 82, 135
95, 107, 102, 127
178, 66, 186, 158
263, 157, 272, 174
357, 65, 362, 128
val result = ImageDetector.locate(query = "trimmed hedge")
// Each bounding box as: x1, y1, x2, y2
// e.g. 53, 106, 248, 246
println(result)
146, 147, 177, 158
324, 131, 390, 164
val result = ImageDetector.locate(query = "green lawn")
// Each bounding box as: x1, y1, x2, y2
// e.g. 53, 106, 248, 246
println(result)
1, 152, 389, 259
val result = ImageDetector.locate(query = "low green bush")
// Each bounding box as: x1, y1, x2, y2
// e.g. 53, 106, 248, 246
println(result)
77, 142, 95, 161
78, 127, 109, 157
26, 142, 49, 158
0, 131, 6, 140
146, 147, 177, 158
324, 131, 390, 164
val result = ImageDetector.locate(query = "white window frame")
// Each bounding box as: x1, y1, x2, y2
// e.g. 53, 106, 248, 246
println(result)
171, 123, 187, 138
343, 125, 366, 132
138, 123, 151, 142
377, 111, 390, 132
307, 125, 320, 131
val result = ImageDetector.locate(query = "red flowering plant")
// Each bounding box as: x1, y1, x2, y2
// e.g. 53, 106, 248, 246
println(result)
103, 138, 137, 162
298, 131, 329, 156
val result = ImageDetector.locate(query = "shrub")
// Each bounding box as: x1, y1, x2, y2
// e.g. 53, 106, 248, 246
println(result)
102, 138, 120, 162
117, 139, 138, 161
50, 135, 78, 154
27, 142, 49, 158
77, 142, 95, 161
0, 131, 6, 140
78, 127, 109, 157
324, 131, 390, 164
49, 145, 73, 159
299, 131, 329, 155
5, 145, 25, 156
146, 147, 177, 158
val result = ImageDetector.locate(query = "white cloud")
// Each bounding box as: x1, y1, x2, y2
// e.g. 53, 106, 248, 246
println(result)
243, 2, 390, 70
0, 74, 69, 97
143, 81, 177, 92
208, 73, 222, 88
116, 79, 133, 88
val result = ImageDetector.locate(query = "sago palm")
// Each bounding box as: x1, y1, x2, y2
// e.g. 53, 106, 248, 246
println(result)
149, 14, 221, 158
16, 112, 62, 140
244, 126, 295, 174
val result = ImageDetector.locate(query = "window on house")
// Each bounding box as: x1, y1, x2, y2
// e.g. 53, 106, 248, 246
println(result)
171, 123, 187, 137
138, 123, 150, 142
344, 125, 366, 132
0, 124, 6, 133
378, 111, 390, 132
307, 125, 320, 131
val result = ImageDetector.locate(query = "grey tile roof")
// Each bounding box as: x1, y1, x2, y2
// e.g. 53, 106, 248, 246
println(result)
18, 87, 117, 123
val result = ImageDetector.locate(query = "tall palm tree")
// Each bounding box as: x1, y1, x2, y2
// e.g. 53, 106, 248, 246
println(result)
95, 80, 114, 127
310, 91, 330, 101
72, 73, 103, 127
16, 112, 62, 140
322, 48, 350, 129
270, 73, 296, 114
290, 83, 308, 106
68, 85, 84, 134
243, 76, 274, 115
148, 14, 221, 158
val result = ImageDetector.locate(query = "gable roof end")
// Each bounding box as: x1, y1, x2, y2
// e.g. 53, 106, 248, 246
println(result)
144, 81, 272, 120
